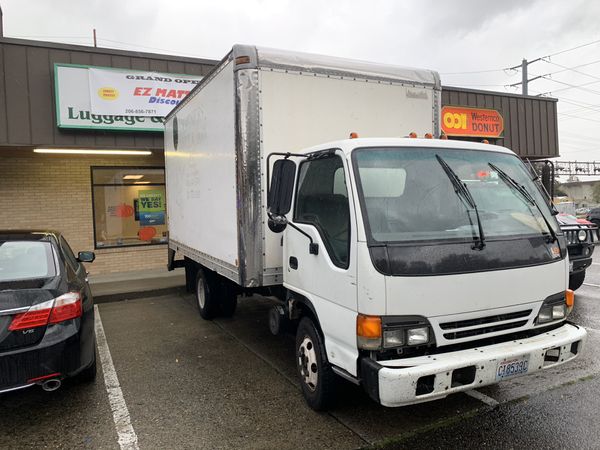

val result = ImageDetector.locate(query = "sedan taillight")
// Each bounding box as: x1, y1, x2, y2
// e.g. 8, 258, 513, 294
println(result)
8, 292, 82, 331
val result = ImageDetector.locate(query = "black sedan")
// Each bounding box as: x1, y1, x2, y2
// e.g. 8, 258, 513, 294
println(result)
0, 231, 96, 393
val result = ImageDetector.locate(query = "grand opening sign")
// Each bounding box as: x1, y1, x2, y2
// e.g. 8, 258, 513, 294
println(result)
89, 68, 201, 117
54, 64, 202, 132
441, 106, 504, 138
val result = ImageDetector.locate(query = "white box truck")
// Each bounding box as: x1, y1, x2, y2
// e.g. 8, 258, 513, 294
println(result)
164, 45, 586, 410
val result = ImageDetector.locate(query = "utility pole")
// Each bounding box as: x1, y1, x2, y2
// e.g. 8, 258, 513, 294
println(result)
0, 5, 4, 38
93, 28, 97, 47
508, 57, 543, 96
521, 59, 528, 95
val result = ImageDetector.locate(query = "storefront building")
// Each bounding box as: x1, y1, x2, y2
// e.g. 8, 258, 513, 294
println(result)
0, 37, 215, 275
0, 37, 559, 275
441, 86, 559, 158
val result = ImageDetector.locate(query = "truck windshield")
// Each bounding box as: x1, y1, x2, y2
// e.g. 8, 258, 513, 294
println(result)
353, 147, 559, 244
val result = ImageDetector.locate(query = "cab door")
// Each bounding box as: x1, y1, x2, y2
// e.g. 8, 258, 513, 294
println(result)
283, 151, 358, 374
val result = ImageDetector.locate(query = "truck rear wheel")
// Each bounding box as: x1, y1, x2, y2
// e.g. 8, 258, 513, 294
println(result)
569, 270, 586, 291
196, 268, 218, 320
295, 317, 336, 411
217, 280, 238, 317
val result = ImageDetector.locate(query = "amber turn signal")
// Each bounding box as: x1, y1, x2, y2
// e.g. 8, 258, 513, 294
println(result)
565, 289, 574, 307
357, 314, 382, 338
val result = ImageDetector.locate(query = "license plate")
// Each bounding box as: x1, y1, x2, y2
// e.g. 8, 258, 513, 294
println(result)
496, 355, 529, 381
569, 261, 574, 272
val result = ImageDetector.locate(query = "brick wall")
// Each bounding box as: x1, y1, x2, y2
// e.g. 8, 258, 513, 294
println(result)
0, 149, 167, 275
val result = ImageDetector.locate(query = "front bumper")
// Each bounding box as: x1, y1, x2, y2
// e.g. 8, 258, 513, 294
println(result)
361, 323, 587, 407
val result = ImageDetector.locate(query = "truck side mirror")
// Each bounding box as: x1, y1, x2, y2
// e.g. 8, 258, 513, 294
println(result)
268, 159, 296, 226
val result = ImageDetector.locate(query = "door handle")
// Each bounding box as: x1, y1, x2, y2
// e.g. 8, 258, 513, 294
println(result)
289, 256, 298, 270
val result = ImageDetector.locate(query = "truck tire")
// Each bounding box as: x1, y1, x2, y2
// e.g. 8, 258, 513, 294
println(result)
196, 268, 218, 320
295, 317, 336, 411
569, 271, 586, 291
217, 280, 238, 317
184, 260, 198, 293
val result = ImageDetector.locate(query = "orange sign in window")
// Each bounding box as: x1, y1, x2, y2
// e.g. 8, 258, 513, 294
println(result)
441, 106, 504, 138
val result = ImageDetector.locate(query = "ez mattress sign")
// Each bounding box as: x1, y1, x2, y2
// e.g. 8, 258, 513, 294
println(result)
54, 64, 202, 131
441, 106, 504, 138
89, 68, 201, 117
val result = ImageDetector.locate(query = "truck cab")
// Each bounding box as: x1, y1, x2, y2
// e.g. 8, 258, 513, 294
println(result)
268, 137, 587, 409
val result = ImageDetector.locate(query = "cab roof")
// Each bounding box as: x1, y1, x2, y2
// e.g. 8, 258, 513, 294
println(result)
299, 137, 516, 157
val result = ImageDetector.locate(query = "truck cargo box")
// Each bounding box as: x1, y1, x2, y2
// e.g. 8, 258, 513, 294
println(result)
164, 45, 441, 287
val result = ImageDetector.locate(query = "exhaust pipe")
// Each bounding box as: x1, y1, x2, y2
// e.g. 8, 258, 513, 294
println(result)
41, 378, 61, 392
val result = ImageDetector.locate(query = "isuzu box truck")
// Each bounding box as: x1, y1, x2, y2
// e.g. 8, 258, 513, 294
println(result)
164, 45, 586, 410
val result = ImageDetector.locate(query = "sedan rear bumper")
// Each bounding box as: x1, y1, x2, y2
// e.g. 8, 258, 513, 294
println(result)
0, 322, 94, 392
361, 323, 587, 407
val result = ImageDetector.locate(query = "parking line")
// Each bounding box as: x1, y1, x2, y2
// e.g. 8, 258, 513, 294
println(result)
94, 305, 139, 450
464, 389, 499, 407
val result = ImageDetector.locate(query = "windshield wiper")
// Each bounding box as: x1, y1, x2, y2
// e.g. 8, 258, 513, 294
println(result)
436, 155, 486, 250
488, 162, 558, 243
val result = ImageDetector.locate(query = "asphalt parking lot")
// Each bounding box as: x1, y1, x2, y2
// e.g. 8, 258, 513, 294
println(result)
1, 256, 599, 449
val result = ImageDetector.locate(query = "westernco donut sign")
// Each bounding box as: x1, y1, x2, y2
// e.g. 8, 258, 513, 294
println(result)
441, 106, 504, 138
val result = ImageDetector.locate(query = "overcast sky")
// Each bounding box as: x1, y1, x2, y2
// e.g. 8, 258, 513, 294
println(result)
2, 0, 600, 164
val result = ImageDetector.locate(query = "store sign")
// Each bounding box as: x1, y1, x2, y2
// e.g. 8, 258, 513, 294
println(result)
88, 68, 201, 117
54, 64, 202, 131
441, 106, 504, 138
138, 189, 166, 226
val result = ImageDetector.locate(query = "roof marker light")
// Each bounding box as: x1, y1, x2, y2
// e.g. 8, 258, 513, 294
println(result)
408, 132, 417, 138
349, 132, 359, 139
424, 133, 433, 139
235, 56, 251, 65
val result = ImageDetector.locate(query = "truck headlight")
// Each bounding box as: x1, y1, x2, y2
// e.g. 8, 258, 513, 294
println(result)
363, 316, 434, 350
552, 304, 566, 319
537, 306, 553, 324
536, 292, 571, 324
407, 327, 430, 345
383, 329, 405, 348
578, 230, 587, 241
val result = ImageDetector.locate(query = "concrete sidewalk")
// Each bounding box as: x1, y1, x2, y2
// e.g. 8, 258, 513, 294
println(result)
89, 267, 186, 302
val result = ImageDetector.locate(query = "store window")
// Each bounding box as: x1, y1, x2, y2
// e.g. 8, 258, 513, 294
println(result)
91, 167, 168, 248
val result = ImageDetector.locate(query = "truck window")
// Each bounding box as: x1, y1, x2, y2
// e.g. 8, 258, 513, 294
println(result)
294, 156, 350, 268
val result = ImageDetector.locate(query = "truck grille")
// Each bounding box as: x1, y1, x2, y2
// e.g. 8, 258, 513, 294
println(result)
440, 309, 532, 341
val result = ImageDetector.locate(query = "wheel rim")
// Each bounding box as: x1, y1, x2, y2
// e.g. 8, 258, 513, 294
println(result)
197, 276, 206, 309
298, 336, 318, 391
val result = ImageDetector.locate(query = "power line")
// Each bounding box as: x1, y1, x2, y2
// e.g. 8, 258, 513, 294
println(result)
559, 112, 600, 123
98, 38, 211, 59
539, 76, 600, 96
543, 38, 600, 59
541, 58, 600, 76
440, 68, 512, 75
442, 39, 600, 77
541, 59, 600, 82
11, 34, 89, 39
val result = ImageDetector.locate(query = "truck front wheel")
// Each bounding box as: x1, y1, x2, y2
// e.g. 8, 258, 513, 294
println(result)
196, 268, 218, 319
295, 317, 336, 411
569, 270, 586, 291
